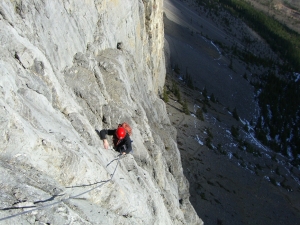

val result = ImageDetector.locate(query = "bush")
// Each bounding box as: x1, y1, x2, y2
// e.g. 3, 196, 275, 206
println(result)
182, 99, 190, 115
210, 93, 216, 102
232, 107, 239, 121
205, 137, 213, 149
231, 125, 239, 138
163, 86, 169, 103
196, 108, 204, 121
172, 81, 181, 102
174, 63, 180, 74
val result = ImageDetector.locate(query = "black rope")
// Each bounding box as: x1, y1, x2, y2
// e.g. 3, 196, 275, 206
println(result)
0, 154, 122, 222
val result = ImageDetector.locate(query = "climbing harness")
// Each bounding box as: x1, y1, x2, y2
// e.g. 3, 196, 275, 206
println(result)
0, 154, 122, 222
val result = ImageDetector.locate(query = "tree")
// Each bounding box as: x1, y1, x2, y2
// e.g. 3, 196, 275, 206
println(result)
210, 93, 216, 103
231, 125, 239, 139
174, 63, 180, 74
185, 67, 194, 89
196, 108, 204, 121
205, 137, 213, 149
163, 86, 169, 103
202, 103, 207, 113
202, 87, 208, 98
232, 107, 239, 121
172, 81, 181, 103
182, 99, 189, 115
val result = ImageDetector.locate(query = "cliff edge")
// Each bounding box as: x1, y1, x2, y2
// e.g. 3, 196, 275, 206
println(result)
0, 0, 202, 224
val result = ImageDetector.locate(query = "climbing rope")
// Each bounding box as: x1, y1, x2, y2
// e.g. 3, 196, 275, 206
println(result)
0, 154, 122, 222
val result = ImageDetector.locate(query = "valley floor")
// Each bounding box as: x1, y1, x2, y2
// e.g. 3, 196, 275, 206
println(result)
164, 0, 300, 224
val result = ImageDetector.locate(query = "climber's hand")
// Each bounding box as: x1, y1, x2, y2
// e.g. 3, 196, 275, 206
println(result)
103, 139, 109, 149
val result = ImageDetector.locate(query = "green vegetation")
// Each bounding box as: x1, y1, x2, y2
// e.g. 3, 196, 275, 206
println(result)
174, 63, 180, 74
207, 128, 213, 139
232, 107, 239, 121
195, 0, 300, 161
205, 128, 214, 149
196, 108, 204, 121
218, 0, 300, 71
200, 192, 207, 200
182, 99, 190, 115
184, 67, 194, 89
205, 137, 213, 149
202, 87, 208, 99
256, 72, 300, 157
202, 103, 208, 113
172, 81, 181, 103
162, 86, 169, 103
231, 125, 239, 139
210, 93, 216, 103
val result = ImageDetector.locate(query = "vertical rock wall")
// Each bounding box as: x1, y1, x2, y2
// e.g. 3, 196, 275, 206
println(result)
0, 0, 202, 224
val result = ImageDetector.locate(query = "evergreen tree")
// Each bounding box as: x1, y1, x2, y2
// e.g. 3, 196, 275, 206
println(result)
163, 86, 169, 103
231, 125, 239, 139
202, 87, 208, 98
210, 93, 216, 103
205, 137, 213, 149
196, 108, 204, 121
172, 81, 181, 102
182, 99, 189, 115
174, 63, 180, 74
185, 67, 194, 89
232, 107, 239, 121
202, 103, 208, 113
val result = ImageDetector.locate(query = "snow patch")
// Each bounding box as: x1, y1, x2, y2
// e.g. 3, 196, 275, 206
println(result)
294, 72, 300, 82
264, 176, 270, 182
195, 135, 203, 145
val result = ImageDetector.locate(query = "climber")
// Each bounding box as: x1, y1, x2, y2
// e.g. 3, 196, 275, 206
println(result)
99, 123, 132, 155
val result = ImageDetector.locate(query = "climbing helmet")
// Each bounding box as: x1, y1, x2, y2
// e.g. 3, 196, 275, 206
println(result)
116, 127, 126, 139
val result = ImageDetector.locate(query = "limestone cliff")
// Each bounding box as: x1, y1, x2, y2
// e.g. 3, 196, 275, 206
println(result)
0, 0, 202, 224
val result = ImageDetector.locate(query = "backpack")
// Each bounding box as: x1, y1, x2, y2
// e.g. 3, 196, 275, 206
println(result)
118, 122, 132, 136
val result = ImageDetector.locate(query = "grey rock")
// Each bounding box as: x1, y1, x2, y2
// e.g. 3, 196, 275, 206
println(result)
0, 0, 202, 224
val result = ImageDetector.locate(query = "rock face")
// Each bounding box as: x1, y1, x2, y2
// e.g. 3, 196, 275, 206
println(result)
0, 0, 202, 224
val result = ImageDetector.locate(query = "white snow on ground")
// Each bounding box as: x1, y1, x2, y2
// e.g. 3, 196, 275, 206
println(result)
195, 135, 204, 145
264, 176, 271, 182
291, 174, 300, 186
186, 44, 193, 49
211, 41, 222, 55
201, 36, 209, 42
294, 72, 300, 82
245, 166, 255, 175
211, 116, 217, 125
193, 104, 203, 145
210, 41, 222, 60
200, 36, 222, 60
194, 104, 200, 112
240, 118, 247, 125
227, 151, 233, 159
228, 143, 237, 148
245, 131, 271, 152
